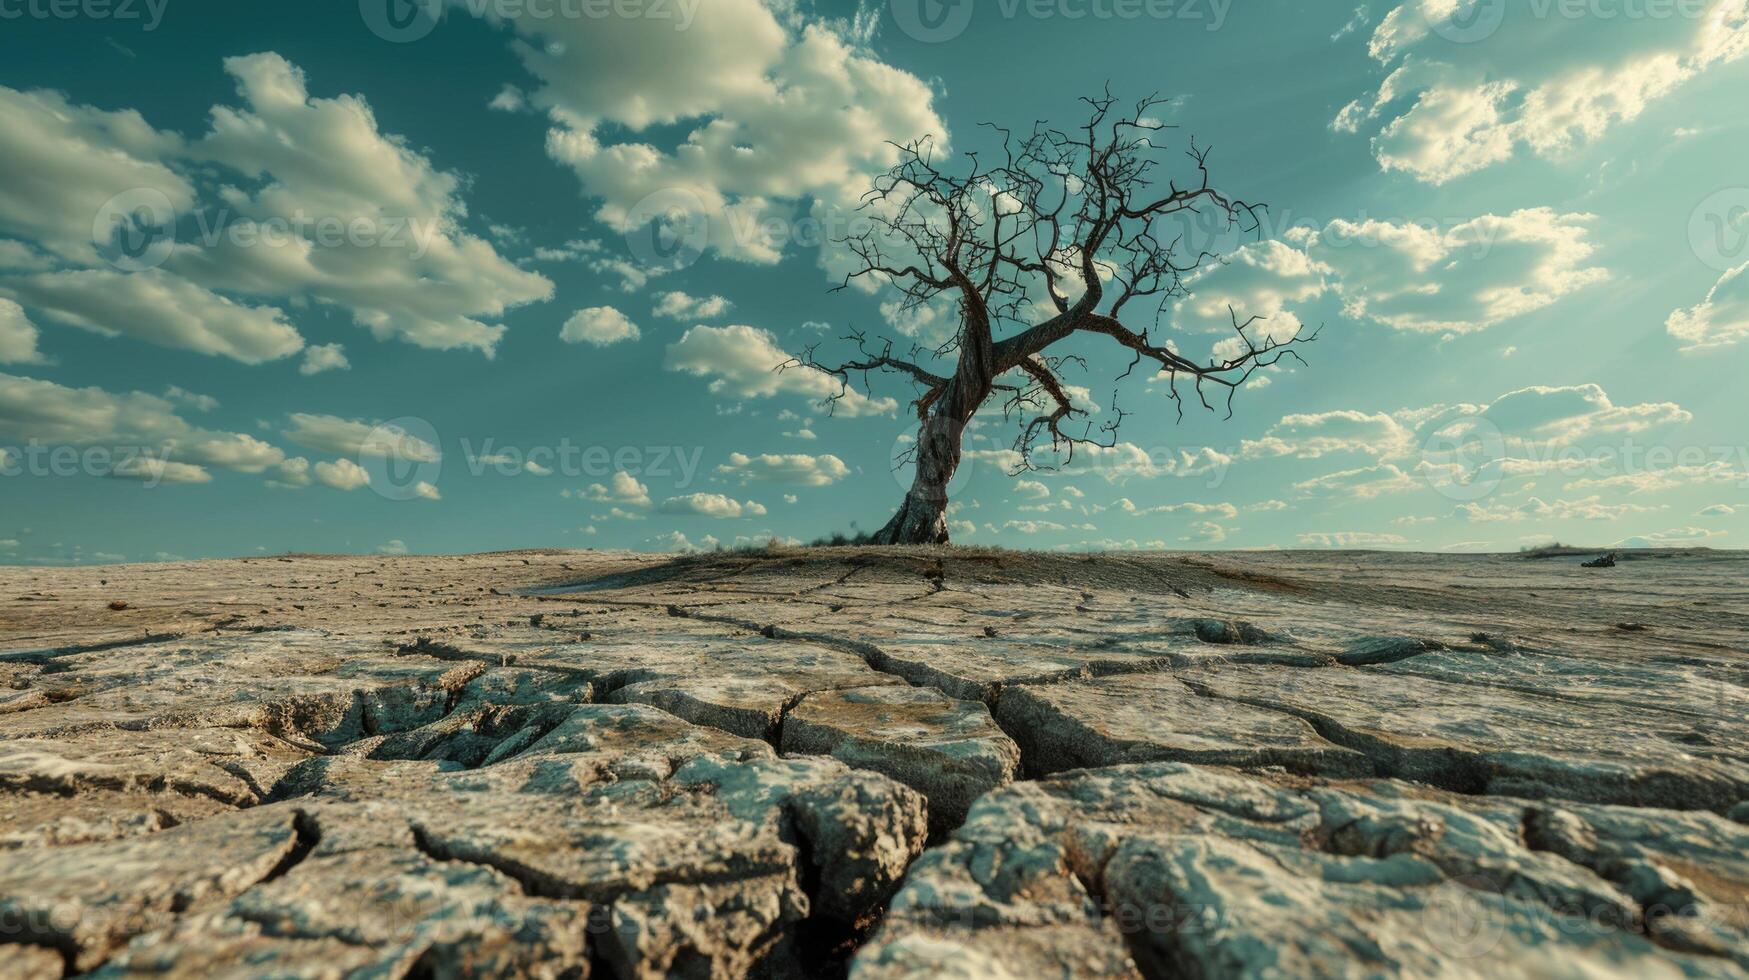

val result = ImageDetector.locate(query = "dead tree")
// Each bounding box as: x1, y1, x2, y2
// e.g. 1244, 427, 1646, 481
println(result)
786, 92, 1312, 545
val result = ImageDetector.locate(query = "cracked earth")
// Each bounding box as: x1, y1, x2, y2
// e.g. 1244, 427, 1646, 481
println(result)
1, 547, 1746, 978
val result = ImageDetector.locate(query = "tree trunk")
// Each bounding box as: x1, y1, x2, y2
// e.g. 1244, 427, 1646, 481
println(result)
873, 412, 964, 545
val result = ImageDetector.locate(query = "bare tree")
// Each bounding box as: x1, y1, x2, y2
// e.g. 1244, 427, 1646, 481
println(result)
787, 92, 1312, 545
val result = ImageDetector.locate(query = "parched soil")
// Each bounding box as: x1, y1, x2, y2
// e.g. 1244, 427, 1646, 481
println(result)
2, 547, 1746, 977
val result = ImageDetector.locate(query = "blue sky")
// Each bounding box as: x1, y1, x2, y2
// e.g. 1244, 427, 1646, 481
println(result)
0, 0, 1745, 563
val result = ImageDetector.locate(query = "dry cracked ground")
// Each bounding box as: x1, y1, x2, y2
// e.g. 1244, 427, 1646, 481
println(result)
1, 547, 1746, 978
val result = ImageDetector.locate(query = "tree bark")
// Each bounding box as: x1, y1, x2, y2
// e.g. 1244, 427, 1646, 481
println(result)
873, 411, 962, 545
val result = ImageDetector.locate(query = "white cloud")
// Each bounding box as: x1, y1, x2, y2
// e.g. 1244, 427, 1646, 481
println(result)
658, 493, 767, 518
1297, 531, 1409, 549
652, 530, 713, 553
999, 520, 1066, 534
1698, 503, 1737, 516
1182, 520, 1230, 544
110, 456, 212, 485
1455, 495, 1662, 523
1667, 260, 1749, 350
314, 458, 370, 491
666, 325, 897, 416
283, 413, 439, 462
0, 372, 287, 478
412, 480, 441, 501
268, 456, 312, 488
0, 55, 552, 362
1339, 1, 1749, 183
561, 305, 641, 346
1249, 385, 1690, 469
377, 539, 409, 555
0, 298, 43, 364
492, 3, 948, 266
5, 269, 304, 364
300, 343, 350, 375
1295, 462, 1420, 499
1117, 499, 1239, 519
716, 451, 851, 486
574, 471, 652, 508
653, 291, 733, 320
1614, 526, 1726, 548
0, 85, 192, 265
1244, 410, 1414, 459
1174, 239, 1328, 346
1014, 480, 1051, 500
968, 443, 1232, 483
1564, 461, 1746, 494
173, 54, 553, 355
1291, 210, 1607, 333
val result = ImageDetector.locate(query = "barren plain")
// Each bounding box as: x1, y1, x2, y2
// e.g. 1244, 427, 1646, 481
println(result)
2, 547, 1746, 978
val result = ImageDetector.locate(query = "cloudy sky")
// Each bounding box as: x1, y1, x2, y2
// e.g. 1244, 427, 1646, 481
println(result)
0, 0, 1745, 563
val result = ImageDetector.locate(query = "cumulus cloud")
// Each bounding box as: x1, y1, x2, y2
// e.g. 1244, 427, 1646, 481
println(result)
574, 471, 653, 508
299, 343, 350, 375
1173, 240, 1328, 353
1170, 212, 1605, 343
1249, 384, 1690, 467
0, 298, 44, 364
491, 3, 948, 267
716, 451, 851, 486
1614, 526, 1726, 548
268, 456, 312, 488
0, 372, 288, 478
1244, 410, 1414, 460
1297, 531, 1409, 549
110, 456, 213, 485
0, 54, 552, 362
666, 325, 897, 416
1455, 495, 1662, 523
1667, 260, 1749, 350
998, 520, 1066, 534
969, 443, 1232, 484
1338, 0, 1749, 183
561, 306, 641, 346
1182, 520, 1230, 544
1295, 210, 1606, 333
1118, 499, 1240, 519
653, 291, 733, 320
282, 413, 440, 462
314, 458, 370, 491
6, 269, 303, 363
658, 493, 767, 518
0, 85, 192, 265
1294, 462, 1419, 499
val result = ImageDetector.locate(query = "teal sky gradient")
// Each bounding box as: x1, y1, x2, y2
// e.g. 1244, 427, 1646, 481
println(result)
0, 0, 1744, 562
